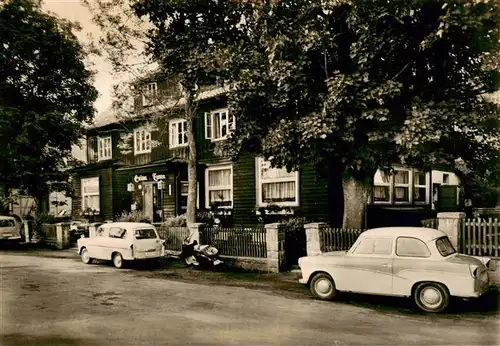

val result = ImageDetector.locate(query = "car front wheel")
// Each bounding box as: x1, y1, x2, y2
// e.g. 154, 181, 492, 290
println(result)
80, 248, 93, 264
414, 282, 450, 313
112, 252, 124, 269
310, 273, 337, 300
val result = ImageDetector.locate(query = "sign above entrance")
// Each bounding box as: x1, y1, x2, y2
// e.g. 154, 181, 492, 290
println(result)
152, 173, 166, 181
133, 175, 148, 183
133, 173, 167, 183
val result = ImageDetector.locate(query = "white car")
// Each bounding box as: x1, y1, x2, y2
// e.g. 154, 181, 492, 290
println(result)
77, 222, 165, 268
298, 227, 492, 313
0, 216, 23, 242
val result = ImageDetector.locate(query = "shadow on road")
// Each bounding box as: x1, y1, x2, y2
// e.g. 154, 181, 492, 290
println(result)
335, 290, 500, 316
0, 333, 86, 346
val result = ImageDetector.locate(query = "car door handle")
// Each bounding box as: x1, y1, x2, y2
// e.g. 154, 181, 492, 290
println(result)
381, 263, 392, 268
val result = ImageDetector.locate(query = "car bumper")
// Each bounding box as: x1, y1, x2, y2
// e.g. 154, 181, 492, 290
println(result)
299, 277, 307, 284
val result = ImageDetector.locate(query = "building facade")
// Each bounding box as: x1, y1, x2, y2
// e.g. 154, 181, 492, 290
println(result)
71, 79, 461, 227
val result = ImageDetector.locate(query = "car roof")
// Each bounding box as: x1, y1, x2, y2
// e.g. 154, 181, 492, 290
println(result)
0, 216, 15, 220
100, 222, 155, 229
362, 227, 446, 242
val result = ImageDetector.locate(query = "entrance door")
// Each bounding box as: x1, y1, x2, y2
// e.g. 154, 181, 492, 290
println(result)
143, 183, 154, 222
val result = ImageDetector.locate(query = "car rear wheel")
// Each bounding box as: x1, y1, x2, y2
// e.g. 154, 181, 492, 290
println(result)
80, 248, 93, 264
112, 252, 124, 269
310, 273, 337, 300
414, 282, 450, 313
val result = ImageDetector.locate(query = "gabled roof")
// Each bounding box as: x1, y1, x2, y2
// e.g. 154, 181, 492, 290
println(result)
87, 85, 230, 131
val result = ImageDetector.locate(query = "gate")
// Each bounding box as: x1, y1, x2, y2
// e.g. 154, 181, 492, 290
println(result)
281, 222, 307, 269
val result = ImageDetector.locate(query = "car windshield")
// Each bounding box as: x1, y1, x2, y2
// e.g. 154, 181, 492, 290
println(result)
134, 228, 157, 240
435, 236, 456, 257
0, 219, 15, 227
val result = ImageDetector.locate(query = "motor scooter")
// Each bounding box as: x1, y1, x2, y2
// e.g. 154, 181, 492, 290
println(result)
180, 236, 223, 269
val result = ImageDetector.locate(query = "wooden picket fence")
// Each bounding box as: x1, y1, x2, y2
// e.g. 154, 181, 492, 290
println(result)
460, 218, 499, 257
153, 225, 190, 252
319, 227, 365, 252
201, 227, 267, 258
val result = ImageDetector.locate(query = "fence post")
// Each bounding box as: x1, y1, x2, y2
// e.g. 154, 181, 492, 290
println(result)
437, 212, 466, 251
264, 223, 285, 273
88, 223, 101, 238
61, 223, 71, 249
304, 223, 325, 256
187, 223, 203, 244
55, 223, 63, 250
23, 221, 30, 243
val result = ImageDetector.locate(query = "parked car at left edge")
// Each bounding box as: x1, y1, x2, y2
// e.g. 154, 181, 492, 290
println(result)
0, 215, 23, 242
298, 227, 492, 313
77, 222, 165, 268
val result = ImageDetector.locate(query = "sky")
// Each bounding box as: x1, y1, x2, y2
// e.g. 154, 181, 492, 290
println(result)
42, 0, 113, 115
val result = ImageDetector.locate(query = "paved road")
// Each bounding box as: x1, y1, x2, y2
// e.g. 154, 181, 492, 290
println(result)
1, 253, 499, 346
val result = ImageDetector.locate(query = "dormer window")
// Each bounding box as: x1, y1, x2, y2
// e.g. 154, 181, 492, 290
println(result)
205, 109, 235, 141
142, 82, 157, 107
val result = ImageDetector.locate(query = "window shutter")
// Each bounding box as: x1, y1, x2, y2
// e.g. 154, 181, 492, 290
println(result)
205, 112, 212, 139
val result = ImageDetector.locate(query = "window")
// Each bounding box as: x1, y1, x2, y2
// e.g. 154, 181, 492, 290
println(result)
205, 165, 233, 208
0, 219, 15, 227
142, 82, 157, 107
205, 109, 235, 141
443, 174, 450, 184
353, 238, 393, 255
435, 236, 456, 257
256, 158, 299, 207
134, 228, 157, 239
374, 238, 393, 255
81, 177, 100, 212
373, 170, 390, 202
180, 181, 188, 211
96, 227, 108, 237
413, 171, 427, 203
170, 119, 187, 148
97, 136, 112, 161
134, 128, 151, 154
394, 169, 410, 202
109, 227, 126, 239
396, 237, 431, 257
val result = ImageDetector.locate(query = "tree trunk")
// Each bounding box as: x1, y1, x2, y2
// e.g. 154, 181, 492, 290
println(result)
185, 98, 197, 224
342, 177, 372, 229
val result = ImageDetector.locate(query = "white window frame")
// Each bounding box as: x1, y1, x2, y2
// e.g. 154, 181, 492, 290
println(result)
142, 82, 157, 107
97, 136, 112, 161
255, 157, 299, 208
373, 170, 391, 204
134, 128, 152, 155
205, 108, 235, 142
413, 170, 429, 204
205, 164, 233, 209
393, 169, 411, 203
169, 119, 188, 148
81, 177, 100, 212
372, 167, 431, 205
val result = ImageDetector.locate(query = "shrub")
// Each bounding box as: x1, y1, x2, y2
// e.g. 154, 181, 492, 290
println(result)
161, 214, 187, 227
196, 210, 214, 224
115, 210, 149, 223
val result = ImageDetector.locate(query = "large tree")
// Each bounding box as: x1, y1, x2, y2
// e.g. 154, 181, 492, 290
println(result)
225, 0, 500, 228
0, 0, 97, 214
